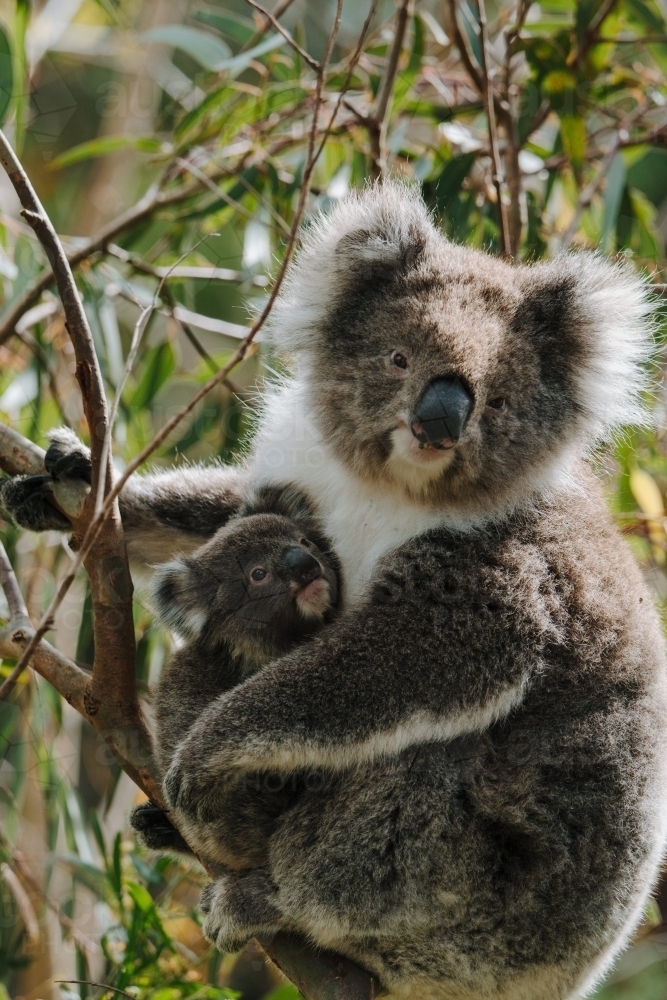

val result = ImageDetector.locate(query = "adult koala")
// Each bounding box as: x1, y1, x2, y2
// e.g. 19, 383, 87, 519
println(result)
2, 184, 667, 1000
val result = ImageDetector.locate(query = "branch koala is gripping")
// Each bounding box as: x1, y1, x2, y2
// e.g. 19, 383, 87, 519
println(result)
132, 491, 340, 873
3, 184, 667, 1000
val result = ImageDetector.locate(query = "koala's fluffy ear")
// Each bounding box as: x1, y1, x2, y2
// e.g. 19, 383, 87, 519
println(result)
152, 559, 205, 639
519, 253, 656, 441
270, 182, 437, 355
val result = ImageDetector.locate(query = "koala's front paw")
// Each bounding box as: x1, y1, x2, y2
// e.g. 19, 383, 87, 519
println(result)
130, 801, 192, 854
200, 872, 282, 953
45, 428, 92, 483
0, 475, 72, 531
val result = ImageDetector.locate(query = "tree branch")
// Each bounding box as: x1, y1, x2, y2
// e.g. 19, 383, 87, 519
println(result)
0, 128, 155, 790
368, 0, 413, 179
477, 0, 512, 258
243, 0, 320, 70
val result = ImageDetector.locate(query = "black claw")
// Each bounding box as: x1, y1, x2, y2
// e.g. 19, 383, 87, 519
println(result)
130, 802, 192, 854
45, 444, 92, 483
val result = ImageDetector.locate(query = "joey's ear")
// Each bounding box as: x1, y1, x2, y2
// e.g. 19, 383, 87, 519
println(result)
269, 181, 438, 355
152, 559, 205, 639
517, 253, 656, 441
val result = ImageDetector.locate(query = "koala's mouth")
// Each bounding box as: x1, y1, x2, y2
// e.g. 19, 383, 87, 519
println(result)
293, 577, 331, 619
390, 423, 458, 464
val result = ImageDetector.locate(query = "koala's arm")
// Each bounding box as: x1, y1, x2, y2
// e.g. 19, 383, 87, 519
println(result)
165, 534, 561, 823
0, 429, 248, 569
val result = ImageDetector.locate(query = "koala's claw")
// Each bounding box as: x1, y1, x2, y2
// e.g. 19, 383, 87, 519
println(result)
0, 475, 72, 531
45, 430, 92, 483
200, 872, 282, 953
130, 801, 192, 854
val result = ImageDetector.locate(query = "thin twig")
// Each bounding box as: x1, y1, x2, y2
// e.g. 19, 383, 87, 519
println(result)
177, 156, 290, 235
369, 0, 413, 179
107, 246, 268, 285
94, 232, 221, 517
56, 982, 133, 1000
104, 245, 244, 390
0, 540, 29, 620
568, 0, 619, 66
500, 0, 530, 254
241, 0, 299, 52
477, 0, 512, 258
243, 0, 320, 70
314, 0, 380, 163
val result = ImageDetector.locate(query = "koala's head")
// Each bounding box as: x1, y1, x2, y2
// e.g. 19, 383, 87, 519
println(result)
270, 183, 655, 515
152, 513, 339, 668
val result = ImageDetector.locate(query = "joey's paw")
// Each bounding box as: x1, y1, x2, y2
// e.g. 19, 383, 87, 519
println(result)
200, 873, 282, 953
0, 475, 72, 531
129, 802, 192, 854
45, 429, 92, 483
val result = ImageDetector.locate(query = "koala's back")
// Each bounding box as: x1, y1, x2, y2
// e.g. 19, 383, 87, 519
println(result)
262, 481, 667, 999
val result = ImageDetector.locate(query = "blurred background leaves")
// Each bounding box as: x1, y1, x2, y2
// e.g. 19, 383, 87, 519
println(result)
0, 0, 666, 997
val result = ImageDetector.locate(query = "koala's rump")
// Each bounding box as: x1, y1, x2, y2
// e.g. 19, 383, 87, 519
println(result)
264, 695, 664, 991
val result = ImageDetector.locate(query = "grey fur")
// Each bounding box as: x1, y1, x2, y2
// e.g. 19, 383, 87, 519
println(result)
3, 184, 666, 1000
135, 500, 339, 874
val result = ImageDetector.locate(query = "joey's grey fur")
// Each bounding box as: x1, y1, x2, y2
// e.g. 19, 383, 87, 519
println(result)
2, 184, 667, 1000
132, 495, 339, 871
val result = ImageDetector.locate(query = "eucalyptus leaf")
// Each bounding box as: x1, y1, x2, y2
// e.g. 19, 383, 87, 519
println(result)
601, 153, 626, 252
559, 115, 586, 171
141, 24, 232, 70
130, 341, 176, 409
51, 134, 164, 169
215, 33, 286, 76
194, 9, 256, 44
0, 24, 12, 128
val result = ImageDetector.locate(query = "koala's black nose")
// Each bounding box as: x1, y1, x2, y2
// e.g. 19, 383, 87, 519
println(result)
411, 377, 473, 449
284, 547, 322, 585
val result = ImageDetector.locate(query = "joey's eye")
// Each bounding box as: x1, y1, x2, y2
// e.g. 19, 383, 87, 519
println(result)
391, 351, 409, 370
486, 397, 507, 411
250, 567, 268, 582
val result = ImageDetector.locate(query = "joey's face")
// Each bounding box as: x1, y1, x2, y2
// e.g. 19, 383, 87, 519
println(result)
153, 513, 338, 663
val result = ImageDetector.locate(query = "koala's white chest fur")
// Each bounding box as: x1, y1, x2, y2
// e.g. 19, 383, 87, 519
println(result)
250, 379, 448, 604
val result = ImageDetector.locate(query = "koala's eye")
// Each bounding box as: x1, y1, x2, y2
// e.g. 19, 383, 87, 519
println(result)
250, 567, 268, 582
391, 351, 409, 370
486, 397, 507, 411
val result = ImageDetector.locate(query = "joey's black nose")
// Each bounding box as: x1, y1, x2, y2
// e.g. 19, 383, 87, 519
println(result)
284, 547, 322, 585
411, 377, 473, 449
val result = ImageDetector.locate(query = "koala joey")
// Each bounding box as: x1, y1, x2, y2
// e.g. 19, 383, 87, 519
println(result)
3, 183, 667, 1000
132, 491, 339, 869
